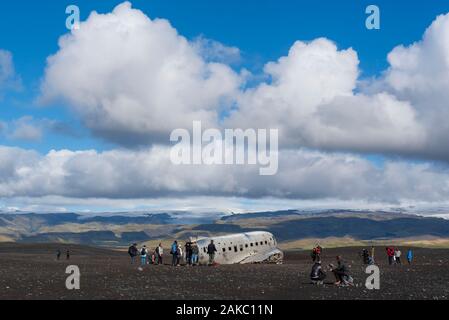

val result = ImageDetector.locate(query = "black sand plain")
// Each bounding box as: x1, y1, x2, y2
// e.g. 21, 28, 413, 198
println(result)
0, 243, 447, 300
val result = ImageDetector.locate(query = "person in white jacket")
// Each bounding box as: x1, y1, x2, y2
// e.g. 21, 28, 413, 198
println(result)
177, 244, 183, 266
394, 249, 402, 265
156, 244, 164, 265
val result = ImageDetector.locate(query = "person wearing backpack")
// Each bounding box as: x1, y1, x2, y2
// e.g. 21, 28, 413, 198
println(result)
140, 245, 148, 266
128, 243, 138, 264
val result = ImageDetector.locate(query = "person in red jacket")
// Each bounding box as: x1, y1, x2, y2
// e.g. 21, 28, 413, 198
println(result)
311, 245, 322, 262
386, 247, 395, 265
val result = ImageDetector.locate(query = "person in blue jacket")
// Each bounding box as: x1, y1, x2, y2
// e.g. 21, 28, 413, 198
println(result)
171, 241, 178, 266
407, 249, 413, 265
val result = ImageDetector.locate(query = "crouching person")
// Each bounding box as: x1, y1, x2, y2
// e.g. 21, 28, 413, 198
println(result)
310, 261, 326, 285
329, 256, 354, 287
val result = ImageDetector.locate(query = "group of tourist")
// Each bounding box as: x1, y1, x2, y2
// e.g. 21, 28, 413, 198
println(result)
127, 240, 218, 267
310, 245, 415, 286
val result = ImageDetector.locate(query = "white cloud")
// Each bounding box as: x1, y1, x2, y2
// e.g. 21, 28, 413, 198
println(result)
225, 38, 426, 155
0, 145, 449, 204
383, 13, 449, 160
40, 2, 242, 146
28, 5, 449, 210
39, 3, 449, 163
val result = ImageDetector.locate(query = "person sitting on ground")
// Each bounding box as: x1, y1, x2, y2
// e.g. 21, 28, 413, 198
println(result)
128, 243, 138, 264
170, 241, 178, 266
207, 240, 217, 266
394, 248, 402, 265
310, 260, 326, 285
407, 249, 413, 265
329, 256, 353, 287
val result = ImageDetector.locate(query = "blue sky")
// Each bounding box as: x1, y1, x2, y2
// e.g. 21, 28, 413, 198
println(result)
2, 1, 449, 212
1, 0, 448, 153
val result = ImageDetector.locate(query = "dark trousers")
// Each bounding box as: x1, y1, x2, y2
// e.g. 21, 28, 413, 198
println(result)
311, 273, 326, 282
157, 255, 163, 265
172, 254, 177, 266
388, 256, 394, 265
333, 270, 346, 282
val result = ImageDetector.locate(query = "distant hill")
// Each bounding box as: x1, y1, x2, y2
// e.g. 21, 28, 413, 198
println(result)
1, 210, 449, 247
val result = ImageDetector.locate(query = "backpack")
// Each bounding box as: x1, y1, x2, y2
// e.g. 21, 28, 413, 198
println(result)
141, 248, 146, 256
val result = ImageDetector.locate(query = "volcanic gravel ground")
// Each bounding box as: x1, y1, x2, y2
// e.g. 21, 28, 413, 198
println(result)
0, 243, 448, 300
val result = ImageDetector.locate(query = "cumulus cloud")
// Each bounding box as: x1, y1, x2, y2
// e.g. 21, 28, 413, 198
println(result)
28, 4, 449, 209
40, 2, 243, 146
39, 2, 448, 162
225, 38, 426, 155
0, 145, 449, 204
383, 13, 449, 160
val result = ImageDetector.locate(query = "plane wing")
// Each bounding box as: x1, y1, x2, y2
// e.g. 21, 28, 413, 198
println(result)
238, 248, 284, 264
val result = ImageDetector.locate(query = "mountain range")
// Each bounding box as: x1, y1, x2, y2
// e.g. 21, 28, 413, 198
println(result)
1, 209, 449, 248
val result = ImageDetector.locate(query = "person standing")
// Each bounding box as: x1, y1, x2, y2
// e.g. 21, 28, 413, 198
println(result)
185, 241, 192, 266
128, 243, 138, 264
311, 245, 322, 262
207, 240, 217, 265
56, 250, 61, 261
370, 246, 375, 264
361, 249, 370, 265
66, 250, 70, 260
140, 245, 148, 266
407, 249, 413, 265
171, 241, 178, 266
386, 247, 395, 265
156, 243, 164, 265
394, 248, 402, 265
191, 242, 199, 266
177, 244, 184, 266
